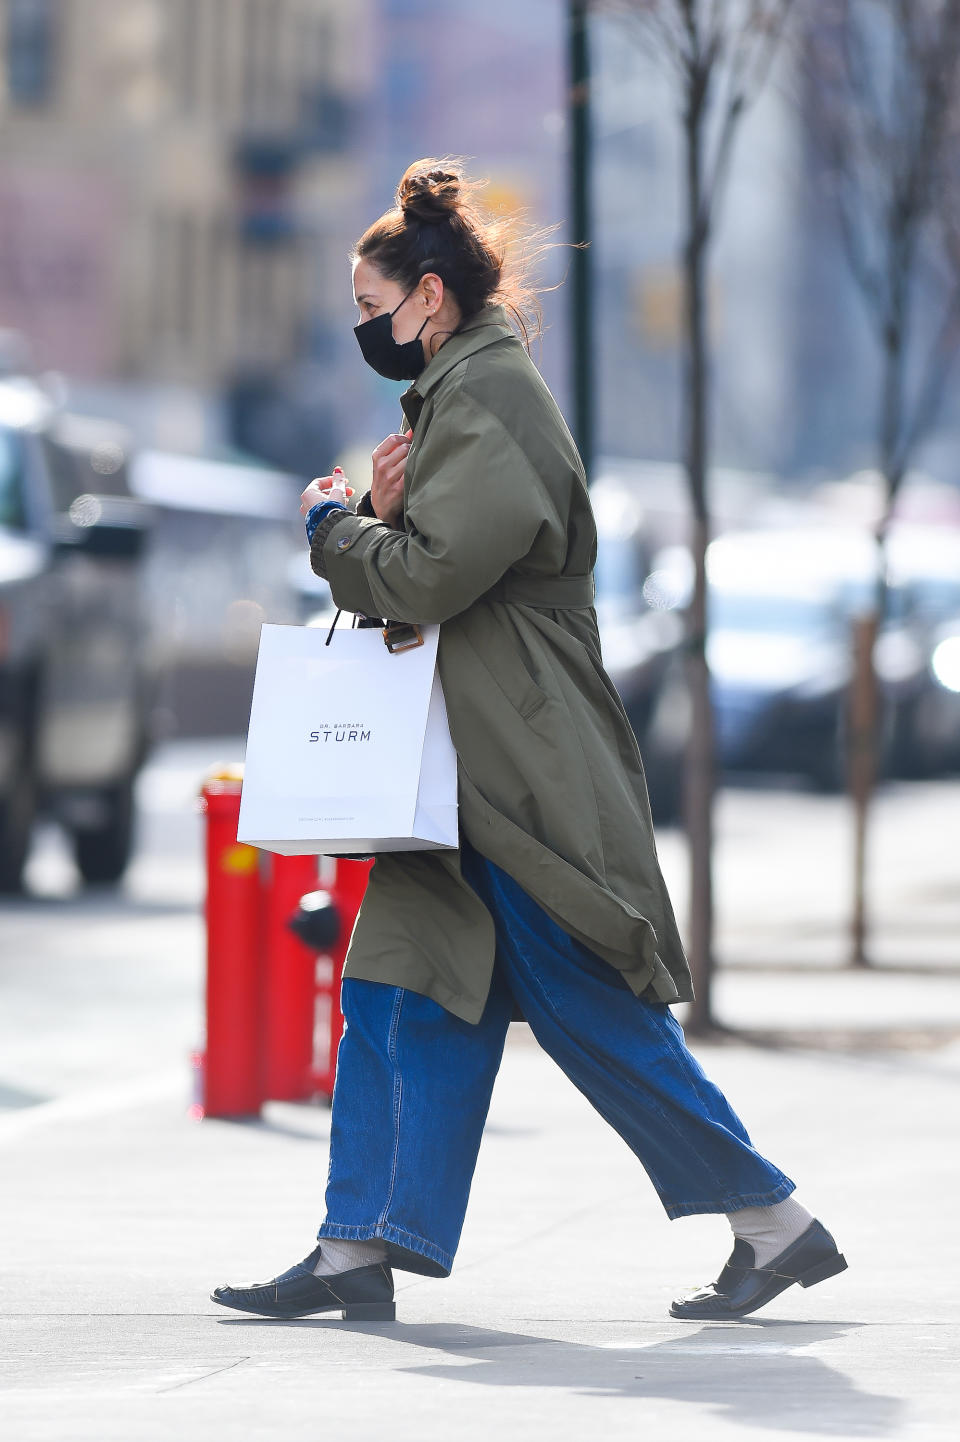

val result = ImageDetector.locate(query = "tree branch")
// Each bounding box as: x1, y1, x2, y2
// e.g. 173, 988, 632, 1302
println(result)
700, 2, 795, 227
896, 274, 960, 473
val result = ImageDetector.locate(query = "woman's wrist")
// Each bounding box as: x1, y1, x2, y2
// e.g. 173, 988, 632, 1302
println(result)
305, 499, 348, 545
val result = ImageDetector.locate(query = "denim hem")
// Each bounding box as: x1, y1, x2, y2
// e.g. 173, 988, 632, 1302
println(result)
318, 1220, 452, 1278
662, 1175, 796, 1220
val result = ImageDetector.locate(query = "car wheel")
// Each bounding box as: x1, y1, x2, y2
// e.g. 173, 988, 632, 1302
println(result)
0, 747, 35, 893
72, 777, 136, 886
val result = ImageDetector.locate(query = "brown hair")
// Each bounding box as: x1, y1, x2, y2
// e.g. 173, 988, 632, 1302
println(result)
353, 157, 553, 351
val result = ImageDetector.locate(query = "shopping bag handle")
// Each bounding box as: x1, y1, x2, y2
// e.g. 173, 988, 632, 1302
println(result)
324, 608, 423, 654
324, 609, 344, 646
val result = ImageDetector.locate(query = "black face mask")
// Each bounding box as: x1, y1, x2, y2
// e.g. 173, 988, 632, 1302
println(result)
354, 289, 429, 381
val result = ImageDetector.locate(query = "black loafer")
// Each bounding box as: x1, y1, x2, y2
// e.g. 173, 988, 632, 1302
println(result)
211, 1246, 396, 1320
670, 1219, 847, 1320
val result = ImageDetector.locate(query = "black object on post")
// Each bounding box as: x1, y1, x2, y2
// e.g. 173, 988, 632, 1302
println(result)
288, 890, 341, 952
568, 0, 594, 483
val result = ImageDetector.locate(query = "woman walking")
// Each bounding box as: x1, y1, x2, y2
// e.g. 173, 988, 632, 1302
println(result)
212, 160, 846, 1323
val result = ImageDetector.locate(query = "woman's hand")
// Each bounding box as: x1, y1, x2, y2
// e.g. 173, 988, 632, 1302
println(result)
300, 469, 355, 517
371, 431, 413, 526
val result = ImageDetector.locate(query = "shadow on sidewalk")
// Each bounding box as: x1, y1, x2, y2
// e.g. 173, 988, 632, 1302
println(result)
217, 1316, 901, 1435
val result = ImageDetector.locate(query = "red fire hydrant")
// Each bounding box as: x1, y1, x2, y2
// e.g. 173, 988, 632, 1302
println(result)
197, 768, 262, 1118
195, 766, 372, 1119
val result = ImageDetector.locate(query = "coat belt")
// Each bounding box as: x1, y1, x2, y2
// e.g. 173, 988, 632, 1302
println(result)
487, 572, 596, 609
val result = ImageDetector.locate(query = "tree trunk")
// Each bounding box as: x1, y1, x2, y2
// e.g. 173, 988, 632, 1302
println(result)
686, 512, 715, 1027
848, 327, 901, 968
848, 610, 879, 967
682, 87, 715, 1033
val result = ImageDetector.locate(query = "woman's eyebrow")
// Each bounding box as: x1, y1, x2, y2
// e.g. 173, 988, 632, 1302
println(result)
355, 293, 378, 304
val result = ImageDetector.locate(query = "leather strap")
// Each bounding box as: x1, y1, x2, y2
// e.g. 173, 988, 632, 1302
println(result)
487, 572, 595, 609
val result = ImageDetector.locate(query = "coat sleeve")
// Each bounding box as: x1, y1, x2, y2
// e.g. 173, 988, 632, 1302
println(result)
309, 381, 549, 624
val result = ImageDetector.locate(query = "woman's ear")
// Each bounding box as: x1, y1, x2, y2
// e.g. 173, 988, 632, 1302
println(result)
420, 272, 444, 316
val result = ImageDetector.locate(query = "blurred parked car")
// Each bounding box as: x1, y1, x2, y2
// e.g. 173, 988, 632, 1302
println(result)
911, 618, 960, 772
883, 525, 960, 776
708, 575, 854, 788
0, 378, 153, 890
899, 614, 960, 774
704, 527, 931, 790
577, 480, 690, 822
131, 449, 304, 736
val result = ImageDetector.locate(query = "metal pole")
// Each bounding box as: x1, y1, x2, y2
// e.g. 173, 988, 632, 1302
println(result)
568, 0, 595, 482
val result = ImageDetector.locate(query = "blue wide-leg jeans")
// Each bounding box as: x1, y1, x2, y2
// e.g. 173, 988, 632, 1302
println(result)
318, 840, 794, 1277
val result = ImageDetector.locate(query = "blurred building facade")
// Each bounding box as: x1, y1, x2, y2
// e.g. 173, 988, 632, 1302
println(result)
1, 1, 957, 488
361, 1, 872, 481
0, 0, 370, 471
366, 3, 960, 489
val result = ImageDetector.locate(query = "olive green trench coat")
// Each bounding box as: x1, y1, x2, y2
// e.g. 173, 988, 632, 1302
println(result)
310, 305, 693, 1023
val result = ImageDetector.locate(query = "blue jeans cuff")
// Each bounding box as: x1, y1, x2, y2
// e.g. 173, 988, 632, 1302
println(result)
318, 1220, 452, 1278
663, 1175, 796, 1220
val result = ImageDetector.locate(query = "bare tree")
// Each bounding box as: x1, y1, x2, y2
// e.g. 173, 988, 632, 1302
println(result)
804, 0, 960, 965
597, 2, 794, 1030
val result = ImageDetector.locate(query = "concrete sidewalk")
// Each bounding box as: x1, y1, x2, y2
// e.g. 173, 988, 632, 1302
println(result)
2, 1022, 957, 1441
3, 759, 958, 1438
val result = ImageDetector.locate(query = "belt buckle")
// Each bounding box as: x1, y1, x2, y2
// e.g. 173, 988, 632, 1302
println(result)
382, 622, 424, 654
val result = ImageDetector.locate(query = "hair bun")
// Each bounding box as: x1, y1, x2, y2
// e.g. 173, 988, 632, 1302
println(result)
397, 161, 462, 223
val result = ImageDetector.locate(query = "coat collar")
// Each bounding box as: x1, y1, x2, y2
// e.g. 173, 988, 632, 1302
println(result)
400, 304, 516, 425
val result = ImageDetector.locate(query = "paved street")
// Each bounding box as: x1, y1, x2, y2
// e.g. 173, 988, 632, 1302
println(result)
1, 742, 958, 1440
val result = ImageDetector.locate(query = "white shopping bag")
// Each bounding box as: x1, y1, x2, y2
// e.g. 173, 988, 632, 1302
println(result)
237, 622, 458, 855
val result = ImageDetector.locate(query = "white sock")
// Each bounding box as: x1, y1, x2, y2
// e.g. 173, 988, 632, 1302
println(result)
726, 1195, 814, 1268
312, 1237, 387, 1276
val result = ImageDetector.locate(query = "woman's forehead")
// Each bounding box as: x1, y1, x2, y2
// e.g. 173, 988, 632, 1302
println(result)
353, 258, 391, 303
